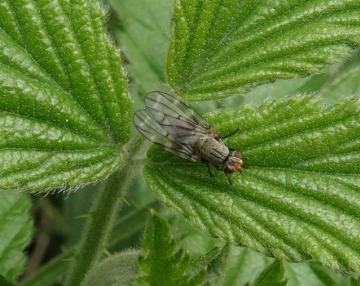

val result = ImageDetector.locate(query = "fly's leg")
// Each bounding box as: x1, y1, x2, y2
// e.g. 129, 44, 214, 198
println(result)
207, 163, 214, 178
225, 173, 232, 185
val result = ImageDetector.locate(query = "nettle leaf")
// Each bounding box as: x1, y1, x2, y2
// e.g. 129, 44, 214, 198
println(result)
223, 246, 343, 285
351, 276, 360, 286
138, 212, 206, 286
167, 0, 360, 100
247, 259, 287, 286
0, 0, 131, 191
144, 96, 360, 273
80, 250, 139, 286
0, 192, 32, 281
200, 244, 231, 285
223, 247, 273, 286
0, 274, 15, 286
112, 0, 175, 93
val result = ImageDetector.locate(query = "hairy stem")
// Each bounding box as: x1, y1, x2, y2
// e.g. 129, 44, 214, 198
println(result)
65, 134, 144, 286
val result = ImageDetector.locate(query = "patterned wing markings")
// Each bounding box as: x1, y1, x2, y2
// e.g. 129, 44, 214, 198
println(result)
133, 109, 200, 162
133, 91, 244, 184
144, 91, 215, 145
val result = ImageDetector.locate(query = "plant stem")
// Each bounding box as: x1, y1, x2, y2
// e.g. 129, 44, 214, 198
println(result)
65, 134, 144, 286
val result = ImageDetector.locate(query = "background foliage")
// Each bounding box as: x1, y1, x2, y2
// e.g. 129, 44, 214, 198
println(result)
0, 0, 359, 285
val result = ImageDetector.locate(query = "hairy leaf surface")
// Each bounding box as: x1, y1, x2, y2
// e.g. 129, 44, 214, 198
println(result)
167, 0, 360, 100
0, 0, 131, 191
144, 96, 360, 273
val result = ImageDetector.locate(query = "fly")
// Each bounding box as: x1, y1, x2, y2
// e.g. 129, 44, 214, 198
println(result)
133, 91, 244, 184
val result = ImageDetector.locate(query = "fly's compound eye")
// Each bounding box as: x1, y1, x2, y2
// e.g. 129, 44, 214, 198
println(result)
223, 151, 243, 174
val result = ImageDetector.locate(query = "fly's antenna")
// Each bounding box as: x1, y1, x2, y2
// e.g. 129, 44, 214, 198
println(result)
222, 128, 239, 139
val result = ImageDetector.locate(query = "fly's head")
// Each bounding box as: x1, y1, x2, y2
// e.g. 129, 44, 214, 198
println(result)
223, 151, 243, 174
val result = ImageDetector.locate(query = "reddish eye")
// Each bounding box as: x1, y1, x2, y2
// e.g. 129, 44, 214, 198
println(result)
234, 152, 242, 159
223, 151, 243, 174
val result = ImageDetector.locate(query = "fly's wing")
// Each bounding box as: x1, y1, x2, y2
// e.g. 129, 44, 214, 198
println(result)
144, 91, 215, 145
133, 110, 200, 162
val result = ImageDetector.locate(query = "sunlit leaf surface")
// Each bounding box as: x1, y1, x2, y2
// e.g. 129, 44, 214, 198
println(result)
144, 96, 360, 273
167, 0, 360, 100
0, 0, 131, 191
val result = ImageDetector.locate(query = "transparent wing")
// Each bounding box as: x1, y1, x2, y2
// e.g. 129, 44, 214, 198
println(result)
144, 91, 213, 144
133, 110, 200, 162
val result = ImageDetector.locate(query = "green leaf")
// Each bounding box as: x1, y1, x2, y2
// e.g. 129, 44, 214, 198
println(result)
111, 0, 175, 94
138, 211, 206, 286
108, 185, 160, 251
239, 48, 360, 108
143, 96, 360, 273
222, 246, 347, 286
317, 50, 360, 101
224, 247, 273, 286
0, 0, 131, 192
248, 259, 287, 286
19, 255, 68, 286
80, 250, 139, 286
0, 192, 32, 281
167, 0, 360, 100
0, 274, 16, 286
200, 244, 231, 285
351, 276, 360, 286
304, 262, 346, 286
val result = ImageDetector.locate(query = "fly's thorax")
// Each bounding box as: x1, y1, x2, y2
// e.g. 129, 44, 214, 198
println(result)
209, 128, 221, 141
196, 136, 230, 166
223, 151, 243, 174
